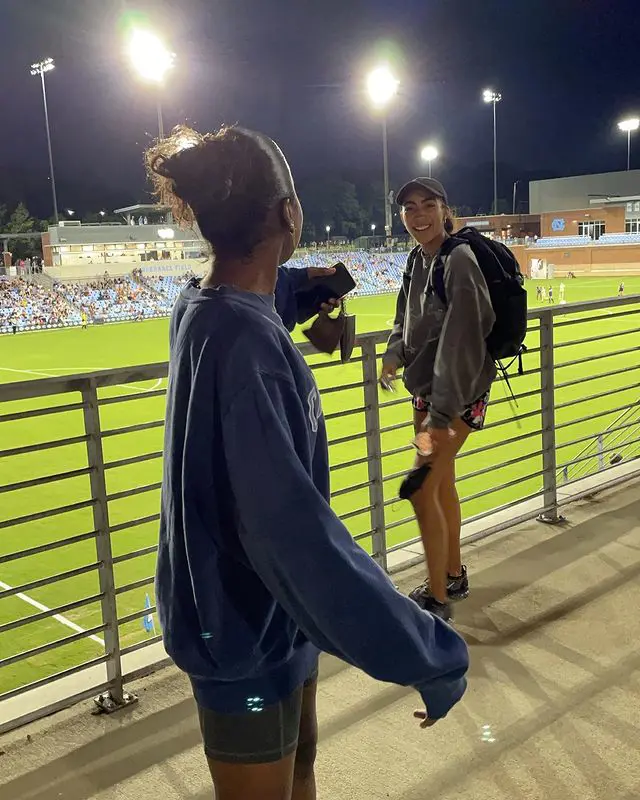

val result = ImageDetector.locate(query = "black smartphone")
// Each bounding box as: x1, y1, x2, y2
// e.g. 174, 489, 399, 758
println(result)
308, 262, 356, 305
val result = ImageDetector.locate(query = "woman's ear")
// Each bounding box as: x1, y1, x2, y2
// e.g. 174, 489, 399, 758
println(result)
281, 198, 296, 233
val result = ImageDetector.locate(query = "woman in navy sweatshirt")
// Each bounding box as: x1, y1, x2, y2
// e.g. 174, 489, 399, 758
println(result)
147, 125, 469, 800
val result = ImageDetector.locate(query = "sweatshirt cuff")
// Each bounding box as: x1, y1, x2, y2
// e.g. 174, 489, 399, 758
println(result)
426, 407, 452, 429
419, 676, 467, 720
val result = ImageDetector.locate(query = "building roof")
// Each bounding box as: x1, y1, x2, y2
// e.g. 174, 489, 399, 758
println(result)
113, 204, 170, 214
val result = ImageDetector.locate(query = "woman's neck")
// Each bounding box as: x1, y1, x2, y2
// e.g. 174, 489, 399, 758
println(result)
421, 231, 448, 257
204, 261, 277, 295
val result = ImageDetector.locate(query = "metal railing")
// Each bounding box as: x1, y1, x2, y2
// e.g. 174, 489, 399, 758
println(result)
1, 294, 640, 734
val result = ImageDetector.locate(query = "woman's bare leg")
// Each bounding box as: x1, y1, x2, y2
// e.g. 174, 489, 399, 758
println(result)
205, 754, 296, 800
292, 679, 318, 800
438, 419, 471, 576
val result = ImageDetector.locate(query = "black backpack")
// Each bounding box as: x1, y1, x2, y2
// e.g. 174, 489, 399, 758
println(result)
427, 227, 528, 364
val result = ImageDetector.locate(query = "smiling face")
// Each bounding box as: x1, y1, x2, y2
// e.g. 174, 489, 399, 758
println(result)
400, 188, 450, 249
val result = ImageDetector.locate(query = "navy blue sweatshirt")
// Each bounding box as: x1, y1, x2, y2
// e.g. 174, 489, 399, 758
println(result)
157, 278, 469, 720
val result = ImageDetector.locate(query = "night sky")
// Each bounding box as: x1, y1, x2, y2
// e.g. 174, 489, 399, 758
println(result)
2, 0, 639, 218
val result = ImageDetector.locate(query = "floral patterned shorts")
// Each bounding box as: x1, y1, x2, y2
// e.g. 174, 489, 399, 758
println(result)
412, 390, 491, 431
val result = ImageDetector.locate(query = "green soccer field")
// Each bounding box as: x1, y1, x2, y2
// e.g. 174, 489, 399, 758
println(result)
1, 275, 639, 698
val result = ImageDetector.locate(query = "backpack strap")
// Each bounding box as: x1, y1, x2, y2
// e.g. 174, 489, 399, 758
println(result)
430, 236, 465, 306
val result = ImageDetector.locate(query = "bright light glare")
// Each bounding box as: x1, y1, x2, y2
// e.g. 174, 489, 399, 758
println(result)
421, 145, 439, 162
30, 57, 55, 76
128, 29, 175, 83
483, 88, 502, 103
371, 223, 376, 231
367, 67, 399, 108
157, 228, 175, 239
326, 225, 331, 233
66, 209, 75, 216
618, 117, 640, 133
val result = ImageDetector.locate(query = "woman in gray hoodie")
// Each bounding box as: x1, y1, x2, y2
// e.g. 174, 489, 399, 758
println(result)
380, 178, 496, 621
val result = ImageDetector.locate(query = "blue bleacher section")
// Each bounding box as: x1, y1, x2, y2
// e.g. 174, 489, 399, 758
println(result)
534, 236, 592, 248
597, 232, 640, 245
1, 253, 409, 335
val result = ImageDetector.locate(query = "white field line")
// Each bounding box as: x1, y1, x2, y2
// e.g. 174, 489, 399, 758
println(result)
0, 579, 105, 647
0, 366, 164, 393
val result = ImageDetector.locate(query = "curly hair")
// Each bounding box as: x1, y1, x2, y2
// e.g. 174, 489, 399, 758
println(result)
145, 125, 292, 259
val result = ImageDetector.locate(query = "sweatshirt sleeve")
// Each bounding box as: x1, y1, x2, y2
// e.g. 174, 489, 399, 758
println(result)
275, 267, 312, 332
222, 371, 469, 720
383, 251, 415, 366
428, 246, 496, 429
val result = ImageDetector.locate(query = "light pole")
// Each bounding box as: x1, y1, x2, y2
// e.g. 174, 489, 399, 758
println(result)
512, 180, 519, 215
420, 145, 439, 178
325, 225, 331, 246
367, 67, 399, 241
483, 89, 502, 214
127, 29, 175, 139
617, 117, 639, 171
30, 58, 59, 224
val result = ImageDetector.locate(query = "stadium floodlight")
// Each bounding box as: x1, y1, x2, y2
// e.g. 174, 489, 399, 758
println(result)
420, 145, 439, 178
99, 210, 106, 217
367, 67, 399, 242
127, 29, 175, 139
66, 209, 75, 216
483, 89, 502, 214
371, 223, 376, 233
29, 58, 59, 224
617, 117, 640, 170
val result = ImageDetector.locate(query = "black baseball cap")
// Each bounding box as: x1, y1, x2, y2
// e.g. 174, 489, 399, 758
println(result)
396, 177, 448, 206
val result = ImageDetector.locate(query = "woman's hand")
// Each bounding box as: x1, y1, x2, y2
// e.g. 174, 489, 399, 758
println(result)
306, 267, 340, 314
379, 360, 398, 391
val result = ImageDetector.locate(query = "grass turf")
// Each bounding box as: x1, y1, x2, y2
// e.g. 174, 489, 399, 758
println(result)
1, 275, 639, 697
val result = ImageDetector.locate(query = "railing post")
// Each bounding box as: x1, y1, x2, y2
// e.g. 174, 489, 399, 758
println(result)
597, 434, 605, 471
537, 310, 565, 525
361, 337, 388, 571
82, 380, 137, 713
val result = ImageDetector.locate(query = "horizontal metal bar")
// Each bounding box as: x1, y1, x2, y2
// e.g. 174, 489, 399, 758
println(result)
554, 361, 640, 391
330, 454, 371, 472
0, 561, 100, 599
385, 514, 416, 533
555, 344, 640, 371
324, 405, 367, 421
460, 468, 546, 505
0, 361, 169, 402
115, 575, 155, 595
381, 443, 413, 459
0, 497, 96, 531
553, 325, 640, 350
353, 529, 375, 542
556, 459, 640, 500
112, 544, 158, 565
0, 399, 86, 424
118, 605, 156, 626
0, 623, 106, 669
560, 436, 640, 471
457, 449, 545, 484
379, 420, 413, 435
120, 635, 163, 657
101, 420, 164, 438
555, 381, 640, 412
555, 400, 638, 432
457, 427, 542, 461
379, 395, 412, 410
0, 592, 103, 635
327, 429, 369, 447
106, 481, 162, 503
0, 466, 92, 495
0, 660, 110, 708
109, 512, 161, 534
481, 407, 542, 432
386, 534, 421, 554
553, 305, 640, 329
330, 479, 373, 498
555, 418, 640, 453
319, 381, 365, 396
98, 388, 166, 406
309, 355, 364, 371
0, 433, 88, 459
339, 504, 374, 521
0, 529, 98, 566
103, 450, 163, 470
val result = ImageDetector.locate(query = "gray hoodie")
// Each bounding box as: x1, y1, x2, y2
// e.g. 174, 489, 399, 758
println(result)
384, 242, 496, 428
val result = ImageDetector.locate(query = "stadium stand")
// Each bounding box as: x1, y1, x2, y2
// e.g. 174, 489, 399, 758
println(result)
597, 232, 640, 245
1, 252, 408, 334
0, 277, 81, 333
534, 236, 592, 248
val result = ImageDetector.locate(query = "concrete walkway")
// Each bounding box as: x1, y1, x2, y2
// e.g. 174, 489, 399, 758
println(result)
2, 482, 640, 799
